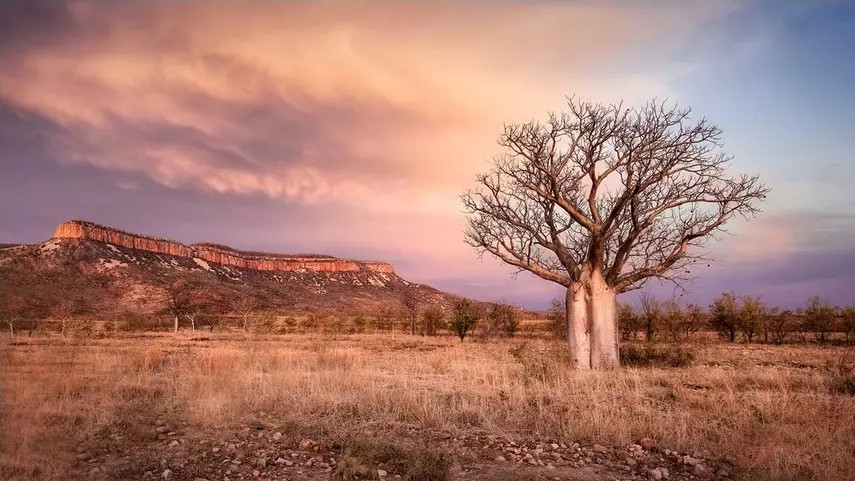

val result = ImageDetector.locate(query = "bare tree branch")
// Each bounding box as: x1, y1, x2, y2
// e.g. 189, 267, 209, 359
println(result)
463, 97, 769, 294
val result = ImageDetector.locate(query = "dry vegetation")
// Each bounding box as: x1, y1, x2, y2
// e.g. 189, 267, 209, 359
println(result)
2, 332, 853, 481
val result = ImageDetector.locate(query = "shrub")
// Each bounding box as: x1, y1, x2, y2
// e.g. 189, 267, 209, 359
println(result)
547, 298, 566, 340
619, 344, 694, 368
449, 299, 480, 341
481, 302, 519, 338
827, 355, 855, 396
333, 439, 450, 481
420, 307, 444, 336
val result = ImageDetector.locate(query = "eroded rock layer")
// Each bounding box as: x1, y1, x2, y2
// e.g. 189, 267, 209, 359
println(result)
53, 220, 395, 274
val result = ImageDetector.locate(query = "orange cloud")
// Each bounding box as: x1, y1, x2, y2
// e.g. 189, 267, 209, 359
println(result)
1, 2, 735, 214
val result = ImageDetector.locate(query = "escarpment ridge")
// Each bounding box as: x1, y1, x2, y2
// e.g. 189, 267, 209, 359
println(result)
53, 220, 395, 274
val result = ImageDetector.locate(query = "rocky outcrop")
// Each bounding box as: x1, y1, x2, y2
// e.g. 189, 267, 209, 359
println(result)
53, 220, 395, 274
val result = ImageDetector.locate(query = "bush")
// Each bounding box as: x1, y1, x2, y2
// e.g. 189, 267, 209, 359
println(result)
546, 298, 566, 340
420, 307, 444, 336
827, 355, 855, 396
333, 439, 450, 481
619, 344, 694, 368
481, 302, 520, 338
449, 299, 480, 341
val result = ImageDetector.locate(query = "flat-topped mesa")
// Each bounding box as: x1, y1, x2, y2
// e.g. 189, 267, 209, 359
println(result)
53, 220, 396, 274
54, 220, 192, 257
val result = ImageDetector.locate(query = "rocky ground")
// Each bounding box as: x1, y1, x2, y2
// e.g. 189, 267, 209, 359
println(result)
75, 418, 735, 481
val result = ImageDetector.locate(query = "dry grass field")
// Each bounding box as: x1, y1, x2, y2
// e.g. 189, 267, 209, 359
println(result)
2, 332, 853, 481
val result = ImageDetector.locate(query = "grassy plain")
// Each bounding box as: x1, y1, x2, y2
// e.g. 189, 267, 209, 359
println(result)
1, 332, 853, 481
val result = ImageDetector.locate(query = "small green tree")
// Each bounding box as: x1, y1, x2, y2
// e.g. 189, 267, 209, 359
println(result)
804, 296, 836, 344
421, 306, 444, 336
710, 292, 740, 342
660, 299, 684, 342
767, 309, 793, 344
481, 303, 520, 338
739, 296, 765, 344
449, 299, 481, 341
682, 303, 706, 339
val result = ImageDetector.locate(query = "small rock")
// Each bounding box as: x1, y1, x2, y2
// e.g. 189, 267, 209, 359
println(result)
639, 438, 656, 451
256, 457, 268, 468
273, 432, 282, 440
193, 478, 210, 481
275, 457, 287, 464
212, 447, 219, 453
155, 426, 168, 434
682, 455, 701, 466
625, 457, 637, 467
227, 443, 236, 451
377, 469, 388, 478
648, 467, 666, 480
161, 469, 172, 480
494, 455, 507, 462
299, 439, 316, 451
717, 468, 731, 478
168, 440, 179, 448
550, 443, 560, 450
593, 444, 609, 454
693, 464, 712, 478
252, 469, 260, 477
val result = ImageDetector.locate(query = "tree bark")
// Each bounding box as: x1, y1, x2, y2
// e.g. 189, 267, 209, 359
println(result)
588, 272, 619, 369
174, 315, 179, 332
567, 284, 591, 369
566, 267, 619, 369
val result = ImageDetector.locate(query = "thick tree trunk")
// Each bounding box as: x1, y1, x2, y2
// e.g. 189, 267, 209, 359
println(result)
588, 272, 619, 369
567, 284, 591, 369
566, 267, 620, 369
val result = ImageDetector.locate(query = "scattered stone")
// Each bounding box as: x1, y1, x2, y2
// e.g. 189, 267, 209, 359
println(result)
168, 440, 179, 448
273, 432, 282, 440
299, 439, 317, 451
377, 469, 388, 478
161, 469, 172, 480
494, 455, 507, 462
155, 426, 168, 434
648, 467, 664, 480
682, 455, 701, 466
625, 457, 638, 467
693, 463, 713, 478
593, 444, 609, 454
639, 438, 656, 451
252, 469, 260, 477
717, 468, 731, 478
212, 447, 219, 453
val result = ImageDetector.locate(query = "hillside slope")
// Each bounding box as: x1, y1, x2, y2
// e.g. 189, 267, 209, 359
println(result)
0, 221, 464, 320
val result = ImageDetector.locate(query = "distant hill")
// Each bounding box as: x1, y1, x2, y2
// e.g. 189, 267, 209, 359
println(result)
0, 220, 470, 321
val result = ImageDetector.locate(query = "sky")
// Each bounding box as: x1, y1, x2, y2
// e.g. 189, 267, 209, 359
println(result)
1, 2, 853, 310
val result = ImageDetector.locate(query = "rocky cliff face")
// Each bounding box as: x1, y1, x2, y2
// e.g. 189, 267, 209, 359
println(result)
53, 220, 395, 274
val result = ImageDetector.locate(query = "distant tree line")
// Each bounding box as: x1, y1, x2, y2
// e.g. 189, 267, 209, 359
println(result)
547, 293, 855, 345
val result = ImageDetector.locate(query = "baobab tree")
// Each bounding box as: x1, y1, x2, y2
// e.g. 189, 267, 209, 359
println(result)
463, 97, 768, 368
